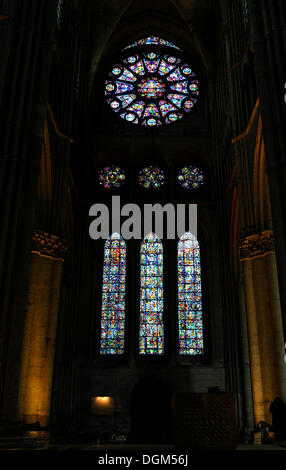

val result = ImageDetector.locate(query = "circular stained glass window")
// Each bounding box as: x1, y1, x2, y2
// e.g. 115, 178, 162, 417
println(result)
105, 38, 199, 127
177, 166, 204, 189
99, 166, 126, 189
138, 166, 165, 189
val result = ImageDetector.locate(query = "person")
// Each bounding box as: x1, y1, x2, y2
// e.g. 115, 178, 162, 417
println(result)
269, 397, 286, 445
256, 421, 272, 444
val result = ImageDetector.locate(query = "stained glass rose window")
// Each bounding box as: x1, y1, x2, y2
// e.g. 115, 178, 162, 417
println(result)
105, 36, 199, 127
138, 166, 165, 189
177, 166, 204, 189
99, 166, 126, 189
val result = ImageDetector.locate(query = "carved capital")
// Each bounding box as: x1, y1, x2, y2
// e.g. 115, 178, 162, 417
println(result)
32, 230, 68, 259
240, 230, 275, 260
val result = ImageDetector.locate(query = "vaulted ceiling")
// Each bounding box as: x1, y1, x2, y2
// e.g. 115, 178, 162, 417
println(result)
87, 0, 221, 93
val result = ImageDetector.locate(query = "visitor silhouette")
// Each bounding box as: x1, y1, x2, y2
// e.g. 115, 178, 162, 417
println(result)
269, 397, 286, 446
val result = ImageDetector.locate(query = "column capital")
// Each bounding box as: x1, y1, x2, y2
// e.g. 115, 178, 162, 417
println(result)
240, 230, 275, 260
32, 230, 68, 260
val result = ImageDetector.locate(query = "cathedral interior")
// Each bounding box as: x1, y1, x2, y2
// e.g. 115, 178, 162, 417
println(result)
0, 0, 286, 454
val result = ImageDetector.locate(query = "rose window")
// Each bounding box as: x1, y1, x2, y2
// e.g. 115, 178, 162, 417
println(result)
99, 166, 126, 189
105, 36, 200, 127
177, 166, 205, 189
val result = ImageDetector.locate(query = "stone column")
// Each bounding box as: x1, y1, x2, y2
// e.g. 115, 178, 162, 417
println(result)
248, 0, 286, 335
240, 230, 286, 424
0, 0, 57, 420
18, 230, 68, 427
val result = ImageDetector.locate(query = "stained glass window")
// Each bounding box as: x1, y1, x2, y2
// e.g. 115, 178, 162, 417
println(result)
105, 38, 199, 127
178, 232, 204, 355
139, 233, 164, 355
100, 233, 126, 355
177, 166, 204, 189
138, 166, 165, 189
99, 166, 126, 189
123, 36, 182, 51
241, 0, 248, 29
56, 0, 63, 29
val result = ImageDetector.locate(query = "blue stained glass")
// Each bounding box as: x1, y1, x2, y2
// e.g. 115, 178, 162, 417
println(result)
100, 233, 126, 355
126, 101, 145, 117
147, 52, 157, 59
183, 99, 196, 112
144, 60, 160, 73
158, 60, 176, 75
56, 0, 63, 29
112, 66, 122, 76
142, 118, 162, 126
143, 103, 160, 119
105, 81, 116, 93
166, 56, 177, 64
167, 67, 186, 82
139, 233, 164, 355
129, 61, 146, 75
117, 68, 137, 82
106, 39, 199, 126
99, 166, 126, 188
165, 112, 183, 124
117, 94, 136, 108
125, 55, 139, 64
138, 77, 165, 99
138, 166, 165, 189
189, 80, 199, 95
114, 82, 135, 94
181, 65, 195, 77
123, 36, 182, 50
107, 99, 120, 111
159, 100, 177, 116
170, 81, 189, 94
177, 166, 204, 189
120, 112, 138, 124
178, 233, 204, 355
167, 93, 185, 108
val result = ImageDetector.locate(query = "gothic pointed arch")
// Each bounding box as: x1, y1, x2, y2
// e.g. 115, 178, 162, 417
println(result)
100, 232, 126, 355
178, 232, 204, 355
139, 233, 164, 355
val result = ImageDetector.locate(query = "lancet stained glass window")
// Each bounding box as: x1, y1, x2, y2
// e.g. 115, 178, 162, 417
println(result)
139, 233, 164, 354
100, 233, 126, 355
178, 232, 204, 355
105, 37, 199, 127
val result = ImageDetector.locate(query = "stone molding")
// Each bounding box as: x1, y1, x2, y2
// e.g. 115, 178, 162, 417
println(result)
240, 230, 275, 260
32, 230, 68, 259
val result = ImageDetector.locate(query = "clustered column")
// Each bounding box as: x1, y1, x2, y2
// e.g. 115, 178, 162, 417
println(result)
240, 230, 286, 423
18, 230, 68, 427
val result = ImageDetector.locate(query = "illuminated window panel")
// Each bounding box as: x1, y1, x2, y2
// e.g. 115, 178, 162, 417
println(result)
241, 0, 249, 29
99, 166, 126, 189
177, 166, 205, 189
123, 36, 182, 51
178, 232, 204, 355
105, 38, 199, 127
56, 0, 63, 29
138, 166, 165, 189
139, 233, 164, 355
138, 77, 165, 98
100, 233, 126, 355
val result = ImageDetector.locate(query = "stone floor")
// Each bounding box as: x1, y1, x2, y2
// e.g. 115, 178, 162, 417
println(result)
237, 443, 286, 450
0, 438, 285, 451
